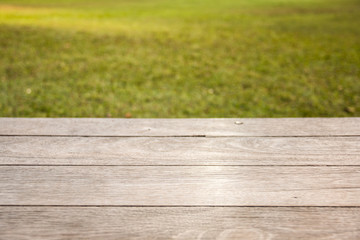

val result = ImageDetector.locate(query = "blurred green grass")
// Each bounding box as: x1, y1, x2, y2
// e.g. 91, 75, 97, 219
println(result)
0, 0, 359, 117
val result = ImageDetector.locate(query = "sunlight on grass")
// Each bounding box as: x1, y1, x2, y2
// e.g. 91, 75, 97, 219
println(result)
0, 0, 359, 117
0, 5, 176, 35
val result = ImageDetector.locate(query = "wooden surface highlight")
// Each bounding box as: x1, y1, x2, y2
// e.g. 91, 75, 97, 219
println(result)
1, 118, 360, 136
1, 166, 360, 206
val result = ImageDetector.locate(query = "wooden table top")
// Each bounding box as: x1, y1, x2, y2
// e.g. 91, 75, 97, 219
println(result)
1, 118, 360, 239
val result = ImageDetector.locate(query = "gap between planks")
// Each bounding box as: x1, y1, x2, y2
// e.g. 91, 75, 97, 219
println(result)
2, 165, 360, 167
1, 205, 360, 208
1, 135, 360, 138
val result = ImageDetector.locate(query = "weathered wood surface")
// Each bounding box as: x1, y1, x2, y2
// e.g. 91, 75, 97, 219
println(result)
1, 118, 360, 136
1, 166, 360, 206
1, 136, 359, 165
1, 207, 359, 240
1, 118, 360, 239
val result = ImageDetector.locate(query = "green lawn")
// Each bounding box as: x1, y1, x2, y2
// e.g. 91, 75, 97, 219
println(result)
0, 0, 359, 117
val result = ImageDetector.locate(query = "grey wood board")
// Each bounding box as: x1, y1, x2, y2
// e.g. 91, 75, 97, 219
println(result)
1, 166, 360, 206
1, 136, 360, 165
0, 207, 359, 240
1, 118, 360, 136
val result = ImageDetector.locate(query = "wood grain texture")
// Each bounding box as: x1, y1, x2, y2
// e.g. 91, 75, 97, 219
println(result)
1, 136, 360, 165
1, 118, 360, 136
1, 118, 359, 239
1, 207, 359, 240
1, 166, 360, 206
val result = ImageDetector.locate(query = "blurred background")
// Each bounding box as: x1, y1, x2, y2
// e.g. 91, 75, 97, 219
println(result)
0, 0, 359, 117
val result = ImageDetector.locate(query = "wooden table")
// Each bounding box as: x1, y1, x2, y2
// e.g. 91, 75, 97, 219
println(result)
1, 118, 360, 239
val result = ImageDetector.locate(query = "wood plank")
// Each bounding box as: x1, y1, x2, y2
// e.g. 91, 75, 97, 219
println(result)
1, 136, 360, 166
0, 207, 359, 240
1, 118, 359, 137
1, 166, 360, 206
